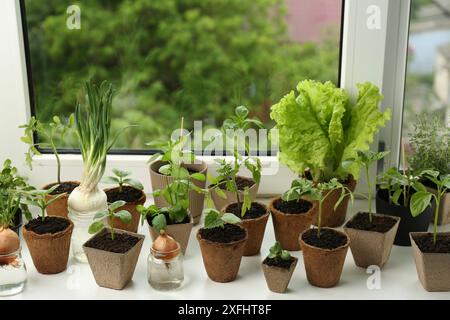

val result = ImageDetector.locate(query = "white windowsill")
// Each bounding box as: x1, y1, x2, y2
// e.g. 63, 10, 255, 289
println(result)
5, 198, 450, 300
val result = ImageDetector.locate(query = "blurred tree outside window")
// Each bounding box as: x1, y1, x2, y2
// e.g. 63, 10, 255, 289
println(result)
23, 0, 343, 150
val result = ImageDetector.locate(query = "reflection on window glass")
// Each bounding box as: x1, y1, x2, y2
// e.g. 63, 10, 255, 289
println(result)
23, 0, 342, 150
404, 0, 450, 155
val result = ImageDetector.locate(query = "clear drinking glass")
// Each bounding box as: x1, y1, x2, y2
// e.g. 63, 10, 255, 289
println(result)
0, 248, 27, 296
148, 247, 184, 291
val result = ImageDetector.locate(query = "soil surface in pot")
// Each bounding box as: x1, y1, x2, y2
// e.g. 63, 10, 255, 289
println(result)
199, 224, 245, 243
106, 185, 142, 203
413, 233, 450, 253
263, 256, 295, 269
84, 230, 140, 253
302, 228, 347, 249
209, 176, 255, 190
273, 198, 312, 214
346, 212, 397, 233
24, 216, 70, 235
45, 181, 79, 195
228, 202, 266, 220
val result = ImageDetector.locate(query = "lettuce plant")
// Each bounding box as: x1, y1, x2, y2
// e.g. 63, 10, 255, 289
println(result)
270, 80, 391, 182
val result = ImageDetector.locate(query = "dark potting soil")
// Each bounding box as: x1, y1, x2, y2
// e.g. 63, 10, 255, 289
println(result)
199, 224, 246, 244
227, 202, 267, 220
106, 185, 142, 203
273, 198, 312, 214
263, 256, 295, 269
302, 228, 348, 249
25, 216, 70, 235
45, 181, 79, 195
84, 229, 140, 253
413, 233, 450, 253
210, 176, 255, 191
346, 212, 397, 233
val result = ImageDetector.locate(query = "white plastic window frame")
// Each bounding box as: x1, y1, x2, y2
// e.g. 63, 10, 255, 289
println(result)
0, 0, 410, 196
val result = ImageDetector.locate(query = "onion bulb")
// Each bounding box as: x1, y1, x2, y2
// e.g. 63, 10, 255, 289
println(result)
0, 228, 20, 264
152, 233, 180, 260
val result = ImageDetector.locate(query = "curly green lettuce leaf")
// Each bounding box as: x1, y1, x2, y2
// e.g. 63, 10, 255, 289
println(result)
270, 80, 348, 181
337, 82, 391, 178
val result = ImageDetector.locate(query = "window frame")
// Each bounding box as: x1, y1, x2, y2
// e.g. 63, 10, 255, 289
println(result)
0, 0, 410, 195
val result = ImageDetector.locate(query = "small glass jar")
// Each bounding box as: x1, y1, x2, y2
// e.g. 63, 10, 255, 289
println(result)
148, 235, 184, 291
68, 210, 97, 263
0, 248, 27, 296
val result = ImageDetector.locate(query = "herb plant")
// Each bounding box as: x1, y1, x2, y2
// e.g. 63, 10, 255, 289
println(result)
0, 159, 32, 228
203, 208, 242, 229
208, 106, 263, 217
423, 171, 450, 245
20, 115, 74, 185
377, 167, 434, 217
267, 241, 291, 261
102, 168, 144, 192
344, 150, 389, 222
89, 201, 132, 240
270, 80, 391, 183
21, 186, 65, 222
288, 178, 352, 237
409, 114, 450, 176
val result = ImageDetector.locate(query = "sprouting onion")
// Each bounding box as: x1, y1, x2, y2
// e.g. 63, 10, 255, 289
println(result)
68, 80, 119, 216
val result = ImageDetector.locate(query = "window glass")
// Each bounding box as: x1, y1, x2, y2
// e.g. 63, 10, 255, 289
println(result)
22, 0, 343, 151
403, 0, 450, 154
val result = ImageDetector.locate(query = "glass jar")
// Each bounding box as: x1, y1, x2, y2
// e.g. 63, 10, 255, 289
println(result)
68, 211, 96, 263
0, 248, 27, 296
148, 241, 184, 291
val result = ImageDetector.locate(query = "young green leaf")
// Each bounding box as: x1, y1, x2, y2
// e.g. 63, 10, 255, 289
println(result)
221, 212, 242, 225
152, 214, 167, 232
88, 221, 104, 234
113, 210, 132, 223
109, 200, 126, 211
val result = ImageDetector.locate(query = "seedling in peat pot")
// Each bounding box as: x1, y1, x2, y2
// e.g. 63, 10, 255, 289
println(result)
89, 201, 132, 240
344, 150, 390, 222
423, 171, 450, 245
290, 178, 352, 237
203, 208, 242, 229
102, 168, 144, 193
20, 115, 74, 185
209, 106, 263, 217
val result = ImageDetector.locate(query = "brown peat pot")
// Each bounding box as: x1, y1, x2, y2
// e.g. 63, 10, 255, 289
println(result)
410, 232, 450, 292
344, 212, 400, 268
83, 228, 144, 290
269, 197, 315, 251
376, 188, 432, 246
197, 225, 247, 283
23, 216, 73, 274
310, 176, 356, 228
222, 202, 269, 256
43, 181, 80, 218
148, 215, 193, 255
105, 186, 146, 233
210, 175, 259, 212
261, 257, 298, 293
150, 160, 207, 224
299, 227, 350, 288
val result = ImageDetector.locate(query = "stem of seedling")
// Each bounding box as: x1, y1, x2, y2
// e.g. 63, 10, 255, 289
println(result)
317, 199, 323, 238
365, 165, 373, 223
401, 141, 408, 207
